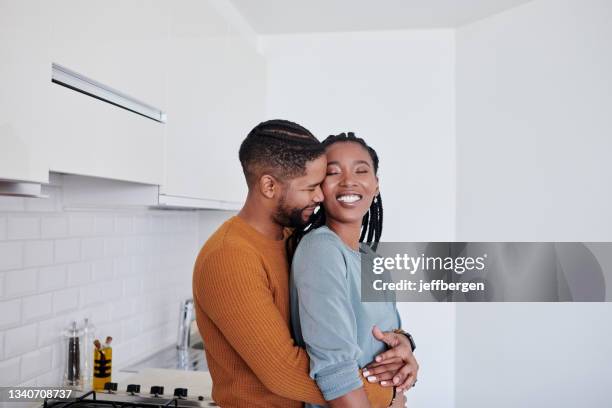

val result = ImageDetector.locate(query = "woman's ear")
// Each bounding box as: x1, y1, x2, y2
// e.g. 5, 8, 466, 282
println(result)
259, 174, 278, 199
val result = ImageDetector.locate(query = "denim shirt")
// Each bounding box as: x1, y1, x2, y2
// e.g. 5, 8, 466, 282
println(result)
290, 226, 401, 406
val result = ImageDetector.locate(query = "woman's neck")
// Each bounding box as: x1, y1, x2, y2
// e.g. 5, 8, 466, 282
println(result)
326, 218, 362, 251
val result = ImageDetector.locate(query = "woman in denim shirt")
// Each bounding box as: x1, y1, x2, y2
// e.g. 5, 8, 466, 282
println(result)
289, 133, 412, 408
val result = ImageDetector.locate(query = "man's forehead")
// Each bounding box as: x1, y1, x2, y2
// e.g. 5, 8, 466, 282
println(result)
292, 156, 326, 184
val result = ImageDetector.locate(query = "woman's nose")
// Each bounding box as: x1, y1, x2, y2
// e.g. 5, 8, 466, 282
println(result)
339, 173, 357, 187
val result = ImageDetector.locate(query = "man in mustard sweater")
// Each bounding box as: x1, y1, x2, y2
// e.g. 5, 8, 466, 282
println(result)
193, 120, 417, 407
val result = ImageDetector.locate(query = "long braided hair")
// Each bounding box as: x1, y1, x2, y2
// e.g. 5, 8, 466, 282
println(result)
287, 132, 383, 258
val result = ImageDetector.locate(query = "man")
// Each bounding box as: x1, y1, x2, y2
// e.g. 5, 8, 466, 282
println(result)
193, 120, 417, 407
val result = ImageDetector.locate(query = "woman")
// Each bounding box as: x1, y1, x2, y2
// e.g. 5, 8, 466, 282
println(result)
289, 132, 407, 408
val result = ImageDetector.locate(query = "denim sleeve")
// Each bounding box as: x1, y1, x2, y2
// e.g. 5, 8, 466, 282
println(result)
292, 234, 363, 401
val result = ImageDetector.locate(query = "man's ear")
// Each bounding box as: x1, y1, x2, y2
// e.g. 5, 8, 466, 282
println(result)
258, 174, 278, 199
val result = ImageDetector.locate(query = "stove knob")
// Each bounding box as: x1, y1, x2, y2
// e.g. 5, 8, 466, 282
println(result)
174, 388, 188, 398
104, 382, 118, 392
127, 384, 141, 394
150, 386, 164, 396
198, 396, 204, 401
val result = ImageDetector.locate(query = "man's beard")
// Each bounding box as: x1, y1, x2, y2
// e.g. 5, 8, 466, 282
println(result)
274, 194, 316, 229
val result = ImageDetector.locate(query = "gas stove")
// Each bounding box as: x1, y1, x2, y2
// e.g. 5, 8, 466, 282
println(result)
43, 383, 217, 408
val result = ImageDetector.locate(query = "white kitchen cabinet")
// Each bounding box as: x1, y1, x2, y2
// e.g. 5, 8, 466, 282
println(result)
0, 0, 50, 184
160, 0, 266, 207
2, 0, 265, 203
43, 0, 167, 185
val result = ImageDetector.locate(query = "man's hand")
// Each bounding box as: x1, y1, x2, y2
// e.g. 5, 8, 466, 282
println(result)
390, 390, 406, 408
363, 326, 419, 392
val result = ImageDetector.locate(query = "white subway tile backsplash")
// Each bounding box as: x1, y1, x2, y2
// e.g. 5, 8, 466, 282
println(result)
82, 304, 111, 326
151, 215, 166, 233
24, 240, 54, 267
4, 268, 38, 298
69, 214, 95, 236
36, 367, 62, 386
105, 280, 124, 301
132, 255, 149, 274
0, 355, 21, 385
0, 241, 23, 271
7, 216, 40, 240
66, 262, 91, 286
4, 323, 37, 358
37, 317, 66, 348
81, 237, 104, 260
124, 236, 143, 255
94, 215, 115, 235
22, 293, 53, 322
121, 317, 141, 339
0, 299, 21, 329
54, 238, 81, 264
80, 283, 107, 307
113, 257, 132, 277
49, 342, 62, 370
41, 216, 68, 239
20, 346, 53, 381
123, 276, 142, 297
110, 298, 135, 320
19, 377, 38, 386
38, 265, 67, 293
116, 215, 133, 234
133, 215, 150, 234
52, 288, 79, 314
104, 237, 124, 257
0, 180, 215, 376
92, 259, 113, 282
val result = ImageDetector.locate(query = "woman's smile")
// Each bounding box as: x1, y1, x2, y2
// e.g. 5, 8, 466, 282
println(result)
336, 192, 364, 206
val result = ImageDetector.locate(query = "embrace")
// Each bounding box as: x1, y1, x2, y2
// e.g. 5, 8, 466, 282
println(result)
193, 120, 419, 407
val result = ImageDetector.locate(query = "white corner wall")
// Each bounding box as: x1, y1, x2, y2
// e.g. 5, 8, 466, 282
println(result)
456, 0, 612, 406
262, 30, 456, 408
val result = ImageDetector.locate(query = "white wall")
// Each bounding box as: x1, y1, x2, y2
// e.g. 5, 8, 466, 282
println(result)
262, 30, 457, 408
455, 0, 612, 406
0, 175, 216, 386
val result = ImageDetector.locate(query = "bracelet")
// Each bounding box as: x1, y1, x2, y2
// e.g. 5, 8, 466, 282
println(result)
393, 329, 416, 352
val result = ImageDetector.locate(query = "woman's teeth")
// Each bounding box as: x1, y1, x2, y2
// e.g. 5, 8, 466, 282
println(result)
337, 194, 362, 203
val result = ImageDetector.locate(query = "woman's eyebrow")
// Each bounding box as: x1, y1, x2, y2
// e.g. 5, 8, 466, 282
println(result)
354, 160, 371, 167
327, 160, 371, 167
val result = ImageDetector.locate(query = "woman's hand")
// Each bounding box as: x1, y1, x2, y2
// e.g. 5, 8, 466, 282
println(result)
364, 326, 419, 392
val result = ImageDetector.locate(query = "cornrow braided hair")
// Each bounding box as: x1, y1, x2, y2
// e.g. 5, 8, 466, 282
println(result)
239, 119, 325, 186
287, 132, 383, 258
